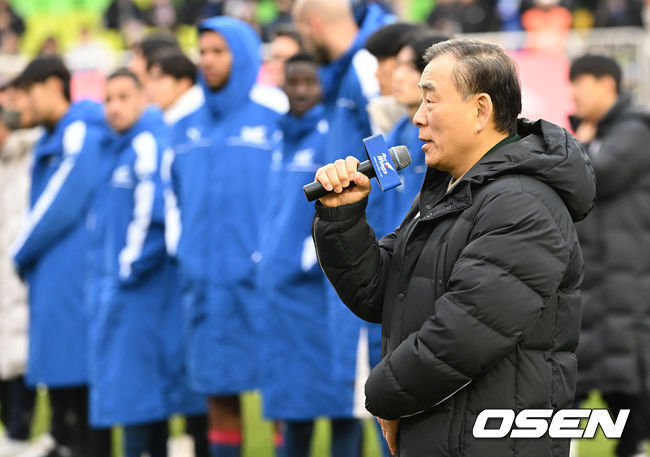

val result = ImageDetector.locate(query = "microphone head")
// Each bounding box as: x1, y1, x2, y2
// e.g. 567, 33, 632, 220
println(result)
388, 145, 412, 171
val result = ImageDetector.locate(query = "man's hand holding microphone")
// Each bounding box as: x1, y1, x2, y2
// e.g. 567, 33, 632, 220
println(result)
314, 156, 371, 207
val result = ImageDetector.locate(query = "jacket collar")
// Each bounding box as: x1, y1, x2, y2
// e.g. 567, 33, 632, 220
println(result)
416, 118, 596, 223
164, 85, 204, 125
279, 104, 326, 143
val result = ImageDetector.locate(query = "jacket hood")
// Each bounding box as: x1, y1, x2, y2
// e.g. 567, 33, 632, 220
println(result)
68, 99, 106, 130
197, 16, 261, 119
116, 105, 166, 142
461, 118, 596, 222
34, 100, 107, 160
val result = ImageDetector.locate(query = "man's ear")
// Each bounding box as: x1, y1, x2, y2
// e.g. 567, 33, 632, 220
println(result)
309, 13, 323, 35
475, 92, 493, 134
600, 74, 617, 95
46, 76, 63, 96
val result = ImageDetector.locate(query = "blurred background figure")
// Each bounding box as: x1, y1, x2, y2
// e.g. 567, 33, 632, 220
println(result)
37, 36, 59, 57
148, 0, 177, 29
262, 0, 295, 41
593, 0, 644, 27
383, 32, 447, 225
65, 27, 115, 73
364, 22, 421, 134
569, 54, 650, 457
146, 49, 211, 457
291, 1, 390, 454
128, 32, 179, 93
427, 0, 500, 33
0, 77, 44, 457
260, 52, 367, 457
11, 55, 112, 457
170, 16, 286, 457
0, 0, 24, 53
104, 0, 145, 32
261, 25, 302, 86
90, 67, 197, 457
521, 0, 572, 52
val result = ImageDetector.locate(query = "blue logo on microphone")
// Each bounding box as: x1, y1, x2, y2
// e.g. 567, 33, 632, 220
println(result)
363, 134, 401, 191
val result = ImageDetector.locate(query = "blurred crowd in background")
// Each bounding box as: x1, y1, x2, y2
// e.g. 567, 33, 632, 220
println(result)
0, 0, 649, 58
0, 1, 649, 457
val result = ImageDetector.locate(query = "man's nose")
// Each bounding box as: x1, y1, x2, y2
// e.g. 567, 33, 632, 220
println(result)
413, 103, 426, 127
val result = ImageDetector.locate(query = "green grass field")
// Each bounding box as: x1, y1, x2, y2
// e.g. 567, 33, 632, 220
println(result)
12, 388, 639, 457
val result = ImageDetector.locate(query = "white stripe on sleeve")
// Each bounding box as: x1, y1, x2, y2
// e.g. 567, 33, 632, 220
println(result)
11, 121, 87, 257
118, 131, 157, 280
352, 49, 380, 102
160, 147, 181, 256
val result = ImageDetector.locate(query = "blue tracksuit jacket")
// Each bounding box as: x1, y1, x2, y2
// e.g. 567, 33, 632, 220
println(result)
12, 100, 111, 387
167, 16, 285, 395
88, 107, 203, 426
259, 106, 357, 420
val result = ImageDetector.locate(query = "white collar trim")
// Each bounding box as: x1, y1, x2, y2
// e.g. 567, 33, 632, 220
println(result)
164, 85, 204, 125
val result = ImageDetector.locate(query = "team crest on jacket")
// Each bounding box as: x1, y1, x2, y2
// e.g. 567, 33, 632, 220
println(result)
240, 126, 268, 145
293, 149, 314, 167
111, 165, 134, 188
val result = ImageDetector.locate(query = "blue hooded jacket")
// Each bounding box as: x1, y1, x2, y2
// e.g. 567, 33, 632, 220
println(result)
87, 107, 204, 427
317, 3, 393, 414
259, 106, 357, 420
383, 115, 428, 226
168, 17, 285, 395
12, 100, 111, 387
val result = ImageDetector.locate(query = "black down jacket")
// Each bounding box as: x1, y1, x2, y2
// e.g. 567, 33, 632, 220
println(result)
572, 95, 650, 398
313, 119, 596, 457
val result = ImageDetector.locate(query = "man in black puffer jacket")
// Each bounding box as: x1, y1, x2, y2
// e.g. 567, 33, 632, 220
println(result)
569, 54, 650, 457
311, 38, 596, 457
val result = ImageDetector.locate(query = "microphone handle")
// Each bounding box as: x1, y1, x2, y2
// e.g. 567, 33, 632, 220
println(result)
303, 160, 376, 202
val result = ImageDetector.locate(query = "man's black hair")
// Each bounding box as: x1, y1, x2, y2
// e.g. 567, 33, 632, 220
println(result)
134, 33, 180, 66
18, 55, 71, 101
271, 24, 302, 48
148, 50, 197, 85
285, 52, 318, 67
365, 22, 422, 59
402, 32, 449, 73
107, 68, 142, 88
284, 53, 319, 79
569, 54, 622, 93
424, 38, 522, 135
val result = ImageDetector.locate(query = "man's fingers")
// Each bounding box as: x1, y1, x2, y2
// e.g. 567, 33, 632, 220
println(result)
334, 159, 349, 188
324, 164, 342, 193
314, 167, 333, 191
345, 155, 360, 179
353, 170, 370, 188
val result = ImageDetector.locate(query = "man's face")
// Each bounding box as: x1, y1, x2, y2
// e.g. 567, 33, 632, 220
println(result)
105, 76, 145, 132
375, 56, 397, 96
393, 46, 421, 108
26, 80, 55, 125
283, 61, 322, 116
269, 35, 301, 85
199, 31, 233, 90
293, 13, 329, 64
413, 54, 479, 172
128, 49, 148, 87
570, 73, 613, 122
6, 86, 35, 128
147, 64, 189, 111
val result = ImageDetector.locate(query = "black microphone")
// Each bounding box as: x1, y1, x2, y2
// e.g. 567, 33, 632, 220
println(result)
303, 145, 412, 202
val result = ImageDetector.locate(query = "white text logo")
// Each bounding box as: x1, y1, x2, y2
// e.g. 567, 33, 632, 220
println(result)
472, 409, 629, 439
